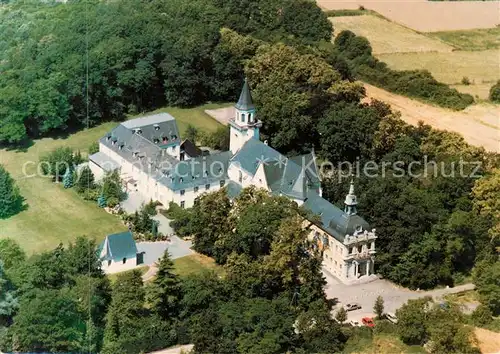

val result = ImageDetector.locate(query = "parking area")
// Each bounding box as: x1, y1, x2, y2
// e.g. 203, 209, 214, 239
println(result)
136, 236, 193, 266
324, 270, 475, 322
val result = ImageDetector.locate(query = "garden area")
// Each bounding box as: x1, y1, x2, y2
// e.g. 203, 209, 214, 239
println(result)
0, 104, 224, 254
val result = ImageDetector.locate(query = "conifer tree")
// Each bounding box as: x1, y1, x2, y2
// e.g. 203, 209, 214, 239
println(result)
76, 166, 95, 192
97, 193, 107, 208
374, 295, 385, 319
335, 307, 347, 324
0, 261, 18, 322
62, 168, 74, 189
147, 251, 181, 320
0, 165, 23, 218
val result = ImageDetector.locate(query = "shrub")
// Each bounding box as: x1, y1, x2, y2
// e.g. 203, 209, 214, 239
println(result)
471, 305, 493, 327
199, 126, 230, 151
489, 80, 500, 103
81, 188, 100, 201
39, 147, 77, 181
106, 197, 120, 208
461, 76, 471, 85
373, 320, 397, 335
88, 142, 99, 155
335, 31, 475, 110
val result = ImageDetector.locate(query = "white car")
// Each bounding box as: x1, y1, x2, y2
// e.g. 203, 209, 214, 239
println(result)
385, 312, 398, 324
349, 320, 362, 327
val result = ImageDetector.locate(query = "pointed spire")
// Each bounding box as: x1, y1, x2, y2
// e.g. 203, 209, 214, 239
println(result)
344, 179, 358, 215
235, 78, 255, 111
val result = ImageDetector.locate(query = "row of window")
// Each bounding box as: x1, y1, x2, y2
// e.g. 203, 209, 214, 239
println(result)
348, 243, 374, 254
179, 180, 226, 207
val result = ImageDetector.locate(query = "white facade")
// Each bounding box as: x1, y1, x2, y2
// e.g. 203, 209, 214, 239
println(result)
89, 82, 377, 284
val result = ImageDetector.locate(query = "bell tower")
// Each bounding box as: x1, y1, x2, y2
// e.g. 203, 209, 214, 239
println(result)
344, 180, 358, 215
229, 78, 262, 155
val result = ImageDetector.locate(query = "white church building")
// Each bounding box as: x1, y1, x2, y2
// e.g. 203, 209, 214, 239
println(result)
89, 80, 377, 283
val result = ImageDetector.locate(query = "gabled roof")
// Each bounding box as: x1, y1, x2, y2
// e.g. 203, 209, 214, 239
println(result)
232, 139, 321, 201
98, 231, 138, 262
231, 138, 281, 176
303, 193, 370, 242
235, 79, 255, 111
180, 139, 202, 158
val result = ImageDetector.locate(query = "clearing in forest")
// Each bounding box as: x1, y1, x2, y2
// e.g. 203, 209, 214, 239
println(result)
377, 50, 499, 87
331, 15, 453, 54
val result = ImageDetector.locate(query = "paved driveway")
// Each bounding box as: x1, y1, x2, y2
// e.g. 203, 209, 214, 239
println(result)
137, 237, 193, 265
121, 190, 149, 213
324, 271, 475, 321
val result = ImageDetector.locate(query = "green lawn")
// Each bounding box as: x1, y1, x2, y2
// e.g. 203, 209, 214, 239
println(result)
173, 253, 223, 277
343, 332, 426, 354
428, 28, 500, 51
107, 265, 150, 283
0, 104, 226, 254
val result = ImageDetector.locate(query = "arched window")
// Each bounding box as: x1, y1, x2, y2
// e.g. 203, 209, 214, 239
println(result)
122, 257, 127, 264
248, 113, 252, 122
241, 113, 246, 122
238, 170, 243, 183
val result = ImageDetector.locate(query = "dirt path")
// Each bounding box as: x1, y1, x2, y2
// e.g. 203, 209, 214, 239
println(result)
475, 328, 500, 354
363, 84, 500, 153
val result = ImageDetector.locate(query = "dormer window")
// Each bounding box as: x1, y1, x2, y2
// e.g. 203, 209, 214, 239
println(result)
133, 152, 138, 158
154, 124, 160, 131
179, 177, 183, 183
135, 128, 142, 135
204, 170, 208, 177
154, 138, 159, 144
171, 134, 177, 140
106, 135, 111, 141
111, 140, 116, 146
162, 137, 168, 143
119, 144, 124, 150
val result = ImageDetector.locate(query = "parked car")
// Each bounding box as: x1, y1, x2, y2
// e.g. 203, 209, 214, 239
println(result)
362, 317, 375, 327
385, 312, 398, 324
345, 303, 362, 311
349, 320, 362, 327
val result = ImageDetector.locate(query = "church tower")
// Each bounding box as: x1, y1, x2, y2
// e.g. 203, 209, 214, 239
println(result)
344, 180, 358, 215
229, 78, 262, 155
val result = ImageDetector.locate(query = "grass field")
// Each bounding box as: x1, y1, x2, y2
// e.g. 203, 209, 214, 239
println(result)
377, 50, 499, 86
428, 27, 500, 51
343, 332, 426, 354
172, 253, 223, 277
450, 83, 494, 101
108, 265, 150, 283
331, 15, 453, 54
0, 104, 225, 254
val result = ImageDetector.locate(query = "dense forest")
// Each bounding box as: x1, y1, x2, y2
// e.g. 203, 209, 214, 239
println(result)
0, 0, 473, 144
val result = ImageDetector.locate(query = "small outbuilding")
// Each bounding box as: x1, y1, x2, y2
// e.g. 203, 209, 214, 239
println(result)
98, 231, 141, 273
